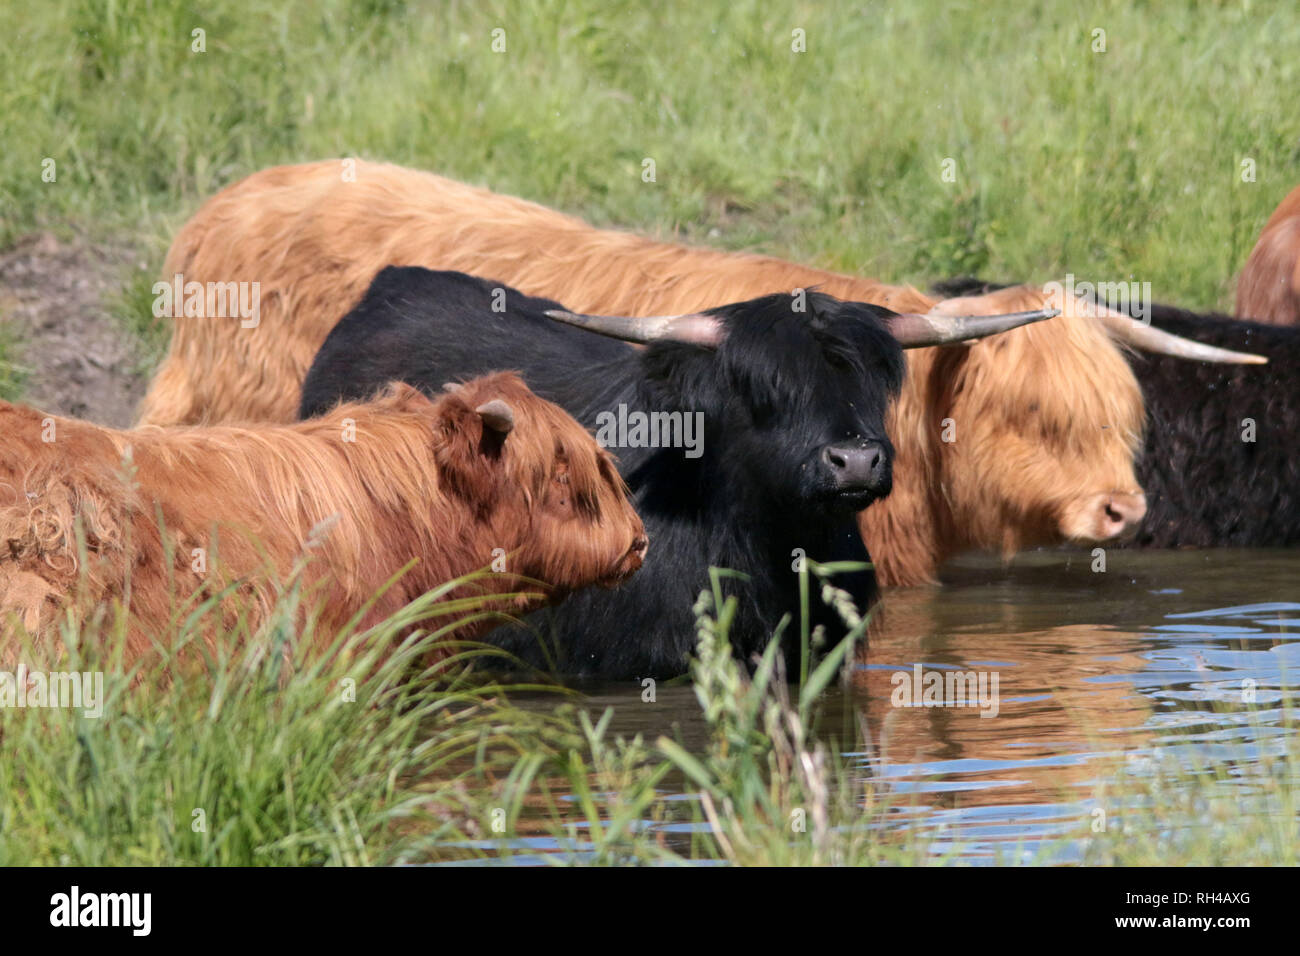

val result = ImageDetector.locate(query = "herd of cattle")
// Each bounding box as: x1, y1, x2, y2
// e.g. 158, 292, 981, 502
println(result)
2, 161, 1298, 679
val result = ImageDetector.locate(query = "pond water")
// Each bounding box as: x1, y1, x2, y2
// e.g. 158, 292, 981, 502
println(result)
507, 548, 1300, 863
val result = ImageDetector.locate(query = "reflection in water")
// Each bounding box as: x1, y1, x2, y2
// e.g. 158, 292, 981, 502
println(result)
515, 549, 1300, 863
852, 549, 1298, 860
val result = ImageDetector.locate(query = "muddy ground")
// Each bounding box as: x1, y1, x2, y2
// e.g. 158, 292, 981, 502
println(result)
0, 233, 155, 428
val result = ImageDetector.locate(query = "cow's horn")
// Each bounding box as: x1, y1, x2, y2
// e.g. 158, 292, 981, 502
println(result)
887, 308, 1059, 348
1094, 305, 1268, 365
475, 399, 515, 434
543, 309, 724, 347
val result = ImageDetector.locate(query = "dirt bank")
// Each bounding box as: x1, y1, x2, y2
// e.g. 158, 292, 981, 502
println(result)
0, 232, 154, 427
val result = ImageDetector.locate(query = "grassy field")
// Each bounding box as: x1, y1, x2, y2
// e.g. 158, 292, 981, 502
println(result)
2, 0, 1299, 865
3, 1, 1300, 324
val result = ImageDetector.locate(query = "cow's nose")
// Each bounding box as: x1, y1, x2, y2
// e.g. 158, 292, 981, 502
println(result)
1098, 492, 1147, 538
821, 440, 887, 489
621, 535, 649, 572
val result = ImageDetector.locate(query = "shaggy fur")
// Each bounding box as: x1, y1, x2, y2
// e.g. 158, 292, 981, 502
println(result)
1135, 305, 1299, 545
933, 278, 1299, 546
0, 374, 645, 664
1237, 183, 1300, 325
300, 269, 903, 679
138, 159, 1147, 585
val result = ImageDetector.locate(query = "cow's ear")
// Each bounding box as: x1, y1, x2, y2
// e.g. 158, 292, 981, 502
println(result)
433, 396, 512, 495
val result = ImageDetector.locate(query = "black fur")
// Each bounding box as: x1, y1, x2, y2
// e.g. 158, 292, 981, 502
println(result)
1126, 301, 1298, 547
300, 267, 905, 679
930, 277, 1299, 547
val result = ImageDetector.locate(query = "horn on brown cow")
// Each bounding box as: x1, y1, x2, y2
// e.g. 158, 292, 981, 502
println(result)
886, 308, 1060, 348
1093, 305, 1269, 365
543, 309, 724, 347
475, 399, 515, 434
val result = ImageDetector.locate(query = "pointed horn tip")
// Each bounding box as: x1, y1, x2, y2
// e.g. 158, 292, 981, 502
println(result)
1166, 348, 1269, 365
986, 306, 1059, 323
1095, 306, 1272, 365
920, 306, 1060, 325
972, 306, 1059, 325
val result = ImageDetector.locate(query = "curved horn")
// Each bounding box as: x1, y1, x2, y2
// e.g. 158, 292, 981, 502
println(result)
1094, 306, 1268, 365
543, 309, 724, 347
887, 308, 1060, 348
475, 399, 515, 434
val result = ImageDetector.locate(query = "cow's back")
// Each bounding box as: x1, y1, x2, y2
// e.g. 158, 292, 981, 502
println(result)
1132, 308, 1300, 546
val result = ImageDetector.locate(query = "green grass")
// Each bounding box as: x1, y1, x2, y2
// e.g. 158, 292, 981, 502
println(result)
3, 1, 1299, 296
110, 259, 172, 373
0, 566, 570, 866
0, 559, 896, 866
0, 322, 27, 401
1079, 744, 1300, 866
3, 0, 1299, 382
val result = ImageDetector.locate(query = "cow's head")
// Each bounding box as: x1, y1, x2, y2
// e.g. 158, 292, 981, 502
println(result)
431, 373, 647, 594
913, 288, 1146, 553
922, 284, 1266, 556
693, 293, 903, 514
